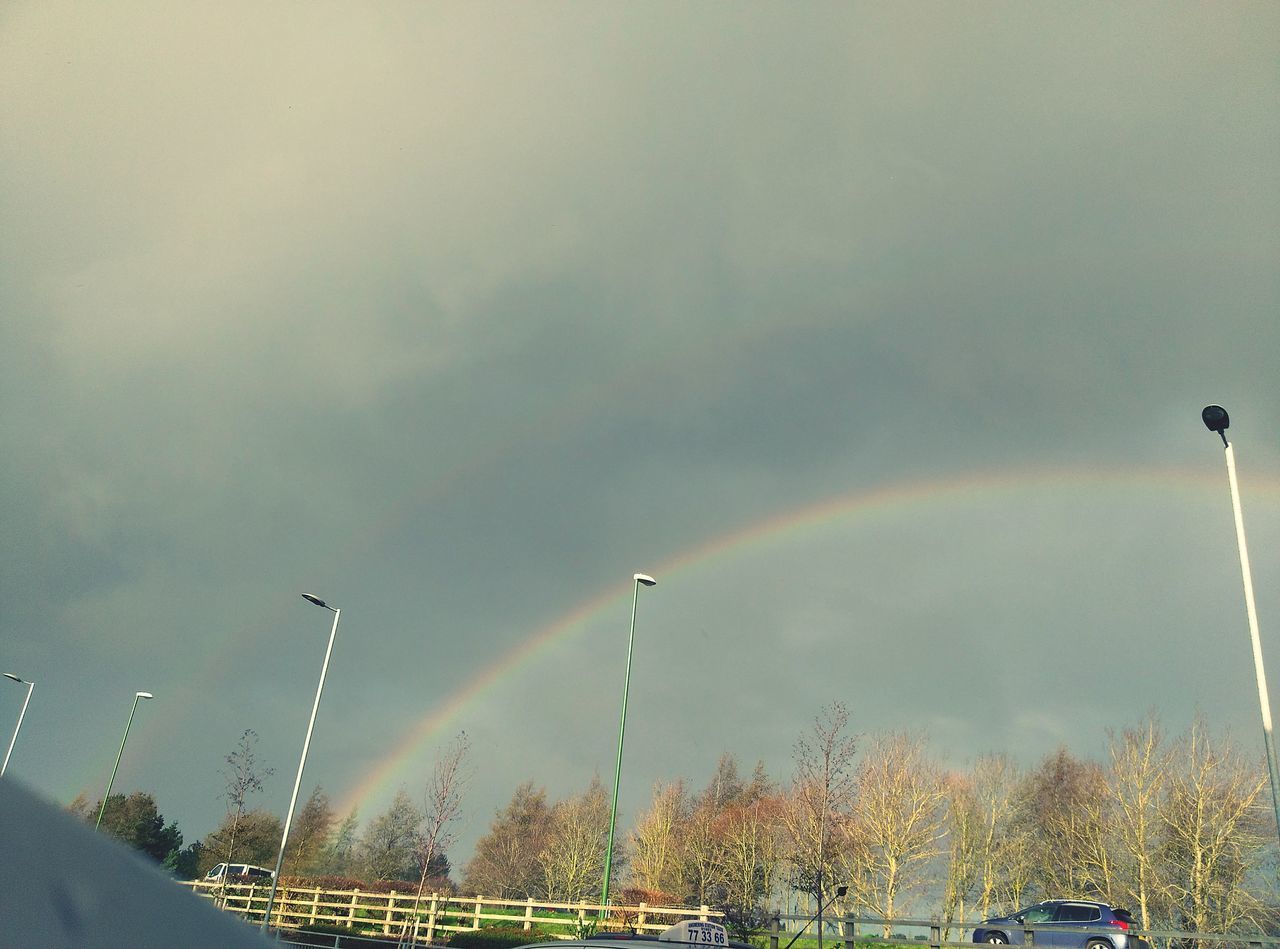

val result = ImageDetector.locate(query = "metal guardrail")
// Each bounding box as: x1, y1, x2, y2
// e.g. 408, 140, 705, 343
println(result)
764, 913, 1280, 949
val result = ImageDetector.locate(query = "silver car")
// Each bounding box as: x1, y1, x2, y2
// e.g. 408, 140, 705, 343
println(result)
972, 900, 1147, 949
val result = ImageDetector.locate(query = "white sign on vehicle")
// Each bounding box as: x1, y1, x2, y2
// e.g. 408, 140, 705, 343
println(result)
660, 921, 728, 945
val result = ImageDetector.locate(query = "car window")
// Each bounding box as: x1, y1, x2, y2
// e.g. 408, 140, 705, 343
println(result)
1022, 906, 1055, 923
1056, 905, 1101, 923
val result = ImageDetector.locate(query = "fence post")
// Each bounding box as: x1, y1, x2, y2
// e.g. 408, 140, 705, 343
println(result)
844, 913, 856, 949
348, 888, 360, 929
385, 890, 398, 936
525, 897, 535, 931
930, 917, 941, 949
474, 896, 483, 930
310, 887, 320, 926
1023, 923, 1034, 947
700, 905, 710, 923
247, 883, 258, 922
638, 902, 648, 931
770, 912, 780, 949
428, 893, 440, 943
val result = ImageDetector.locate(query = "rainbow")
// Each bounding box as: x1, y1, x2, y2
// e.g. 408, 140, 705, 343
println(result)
334, 459, 1276, 816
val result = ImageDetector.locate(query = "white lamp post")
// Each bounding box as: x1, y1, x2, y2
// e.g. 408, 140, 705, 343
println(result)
262, 593, 342, 933
601, 572, 657, 914
1201, 405, 1280, 848
1, 673, 34, 777
96, 691, 154, 829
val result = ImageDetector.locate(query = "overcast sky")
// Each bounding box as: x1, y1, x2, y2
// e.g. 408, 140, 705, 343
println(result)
3, 2, 1279, 873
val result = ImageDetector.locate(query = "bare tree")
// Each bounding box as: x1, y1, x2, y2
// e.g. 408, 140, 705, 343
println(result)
784, 702, 858, 946
1021, 747, 1110, 898
969, 755, 1027, 916
629, 781, 689, 895
717, 791, 788, 911
401, 732, 471, 947
464, 782, 552, 898
219, 729, 273, 876
1108, 714, 1171, 930
1160, 717, 1269, 933
841, 732, 947, 934
680, 795, 725, 905
539, 777, 613, 903
66, 792, 92, 818
940, 772, 980, 936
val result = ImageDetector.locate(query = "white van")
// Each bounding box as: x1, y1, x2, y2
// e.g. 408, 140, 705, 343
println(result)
203, 862, 274, 883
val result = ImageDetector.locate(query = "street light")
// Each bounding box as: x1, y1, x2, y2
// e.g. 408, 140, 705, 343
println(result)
2, 673, 35, 777
1200, 405, 1280, 848
601, 572, 657, 914
96, 691, 154, 829
262, 593, 342, 934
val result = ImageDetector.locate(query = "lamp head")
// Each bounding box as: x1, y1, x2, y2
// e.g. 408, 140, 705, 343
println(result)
1202, 405, 1230, 434
3, 673, 25, 684
633, 573, 657, 587
835, 885, 848, 898
136, 691, 154, 700
302, 593, 330, 609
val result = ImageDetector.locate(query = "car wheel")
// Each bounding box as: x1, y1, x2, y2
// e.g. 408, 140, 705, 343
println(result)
1086, 940, 1112, 949
986, 936, 1008, 945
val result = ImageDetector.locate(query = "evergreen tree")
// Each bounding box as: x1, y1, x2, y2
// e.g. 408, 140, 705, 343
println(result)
315, 809, 359, 876
288, 785, 335, 874
197, 808, 284, 875
357, 789, 422, 881
90, 791, 185, 863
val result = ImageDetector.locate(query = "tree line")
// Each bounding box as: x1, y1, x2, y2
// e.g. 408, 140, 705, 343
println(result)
462, 707, 1277, 935
71, 709, 1278, 934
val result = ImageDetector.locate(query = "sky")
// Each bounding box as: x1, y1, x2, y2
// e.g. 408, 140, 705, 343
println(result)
2, 2, 1279, 876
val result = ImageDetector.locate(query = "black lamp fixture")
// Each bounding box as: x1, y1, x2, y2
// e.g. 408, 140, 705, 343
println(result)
1202, 404, 1230, 445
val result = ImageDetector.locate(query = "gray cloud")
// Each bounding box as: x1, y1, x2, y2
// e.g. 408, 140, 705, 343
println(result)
2, 1, 1278, 868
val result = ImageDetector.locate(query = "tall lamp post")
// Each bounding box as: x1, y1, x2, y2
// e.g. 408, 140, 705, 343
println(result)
262, 593, 342, 934
96, 691, 154, 829
601, 572, 657, 915
1201, 404, 1280, 847
2, 673, 35, 777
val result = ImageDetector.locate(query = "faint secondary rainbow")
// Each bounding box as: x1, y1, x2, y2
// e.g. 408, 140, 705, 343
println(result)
335, 460, 1280, 816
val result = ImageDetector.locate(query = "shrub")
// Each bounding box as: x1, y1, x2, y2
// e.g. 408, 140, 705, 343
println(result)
280, 875, 366, 891
289, 923, 400, 945
449, 926, 548, 949
361, 878, 424, 894
618, 887, 678, 907
717, 903, 770, 941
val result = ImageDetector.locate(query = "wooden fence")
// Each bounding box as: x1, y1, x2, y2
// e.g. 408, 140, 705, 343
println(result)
181, 881, 719, 942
